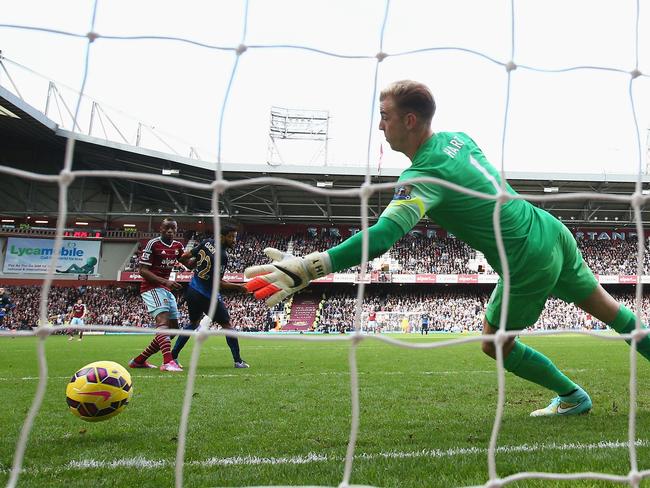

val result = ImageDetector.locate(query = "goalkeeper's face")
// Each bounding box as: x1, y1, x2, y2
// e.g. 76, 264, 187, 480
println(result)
379, 97, 409, 153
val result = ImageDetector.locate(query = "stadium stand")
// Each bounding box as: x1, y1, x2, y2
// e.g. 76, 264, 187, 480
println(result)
2, 227, 650, 334
0, 285, 273, 331
116, 227, 650, 276
2, 283, 649, 335
579, 237, 650, 275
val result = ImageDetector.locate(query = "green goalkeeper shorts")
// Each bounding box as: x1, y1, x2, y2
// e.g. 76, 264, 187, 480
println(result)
484, 224, 599, 330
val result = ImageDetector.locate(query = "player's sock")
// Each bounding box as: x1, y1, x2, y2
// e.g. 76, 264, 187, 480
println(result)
172, 336, 188, 360
135, 339, 160, 363
226, 336, 242, 363
503, 340, 577, 396
155, 333, 174, 364
608, 305, 650, 361
172, 325, 195, 359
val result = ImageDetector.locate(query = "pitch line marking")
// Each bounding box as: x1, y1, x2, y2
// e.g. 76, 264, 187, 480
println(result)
0, 370, 497, 382
1, 439, 648, 475
0, 367, 590, 382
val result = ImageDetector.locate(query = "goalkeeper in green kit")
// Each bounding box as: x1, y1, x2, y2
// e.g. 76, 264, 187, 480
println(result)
245, 80, 650, 417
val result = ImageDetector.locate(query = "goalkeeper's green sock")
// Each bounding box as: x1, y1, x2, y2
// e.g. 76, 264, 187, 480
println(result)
608, 305, 650, 361
503, 340, 577, 396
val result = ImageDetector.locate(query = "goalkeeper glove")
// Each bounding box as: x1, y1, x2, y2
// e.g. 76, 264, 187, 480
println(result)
244, 247, 332, 307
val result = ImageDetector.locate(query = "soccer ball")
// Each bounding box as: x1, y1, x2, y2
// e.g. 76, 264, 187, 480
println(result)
66, 360, 133, 422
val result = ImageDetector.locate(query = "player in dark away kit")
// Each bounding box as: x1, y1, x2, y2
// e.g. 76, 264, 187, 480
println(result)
173, 224, 250, 368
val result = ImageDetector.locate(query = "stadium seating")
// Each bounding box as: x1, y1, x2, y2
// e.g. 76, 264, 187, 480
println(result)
2, 284, 647, 334
3, 228, 649, 333
117, 227, 650, 276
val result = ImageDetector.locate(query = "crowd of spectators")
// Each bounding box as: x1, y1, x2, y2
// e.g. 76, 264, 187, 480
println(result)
123, 231, 371, 274
579, 238, 650, 275
2, 285, 149, 329
317, 287, 650, 333
3, 284, 650, 335
227, 232, 293, 273
384, 235, 650, 276
121, 228, 650, 277
0, 285, 270, 332
317, 289, 485, 333
226, 293, 275, 332
392, 235, 477, 274
14, 228, 650, 334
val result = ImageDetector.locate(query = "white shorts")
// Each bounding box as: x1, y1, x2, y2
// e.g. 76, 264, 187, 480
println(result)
141, 288, 179, 319
70, 317, 84, 326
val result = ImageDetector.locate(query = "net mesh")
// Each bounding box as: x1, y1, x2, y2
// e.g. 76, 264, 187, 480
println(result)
1, 1, 649, 487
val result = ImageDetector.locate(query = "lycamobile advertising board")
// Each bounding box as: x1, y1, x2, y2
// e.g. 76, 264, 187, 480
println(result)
3, 238, 101, 274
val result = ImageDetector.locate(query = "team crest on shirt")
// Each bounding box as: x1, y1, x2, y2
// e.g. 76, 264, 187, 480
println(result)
393, 185, 413, 201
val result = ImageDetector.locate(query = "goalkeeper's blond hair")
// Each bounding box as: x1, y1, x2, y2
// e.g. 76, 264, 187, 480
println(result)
380, 80, 436, 127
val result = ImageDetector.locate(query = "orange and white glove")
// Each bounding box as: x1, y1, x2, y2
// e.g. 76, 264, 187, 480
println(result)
244, 248, 331, 307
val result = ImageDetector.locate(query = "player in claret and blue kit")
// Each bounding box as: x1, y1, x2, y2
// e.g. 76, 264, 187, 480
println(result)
173, 224, 250, 368
245, 80, 650, 417
67, 298, 87, 341
129, 218, 185, 372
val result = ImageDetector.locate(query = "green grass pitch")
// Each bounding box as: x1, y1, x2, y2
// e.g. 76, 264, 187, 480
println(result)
1, 333, 650, 487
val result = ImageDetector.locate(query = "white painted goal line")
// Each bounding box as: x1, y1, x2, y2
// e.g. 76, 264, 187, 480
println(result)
3, 438, 649, 477
1, 0, 649, 487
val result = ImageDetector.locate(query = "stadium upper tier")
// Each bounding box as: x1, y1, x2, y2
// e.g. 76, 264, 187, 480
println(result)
0, 225, 647, 284
119, 228, 649, 277
2, 85, 650, 227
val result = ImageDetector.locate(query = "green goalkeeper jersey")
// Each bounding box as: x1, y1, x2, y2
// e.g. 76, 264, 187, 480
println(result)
380, 132, 563, 277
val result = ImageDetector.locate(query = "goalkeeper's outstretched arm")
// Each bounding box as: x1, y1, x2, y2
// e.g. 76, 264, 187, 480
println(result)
244, 217, 405, 306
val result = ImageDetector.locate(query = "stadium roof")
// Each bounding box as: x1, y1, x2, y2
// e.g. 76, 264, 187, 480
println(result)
1, 86, 649, 228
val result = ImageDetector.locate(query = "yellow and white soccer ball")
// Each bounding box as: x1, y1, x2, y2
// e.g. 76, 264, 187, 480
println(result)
66, 360, 133, 422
